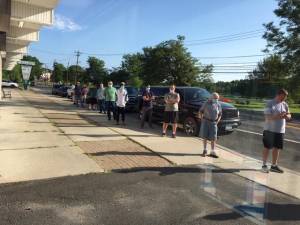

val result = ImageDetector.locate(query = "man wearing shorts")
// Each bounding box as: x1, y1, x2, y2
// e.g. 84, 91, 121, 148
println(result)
162, 84, 180, 138
199, 92, 222, 158
262, 89, 291, 173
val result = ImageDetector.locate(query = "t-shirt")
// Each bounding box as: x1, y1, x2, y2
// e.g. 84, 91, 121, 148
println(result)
74, 85, 81, 96
116, 88, 128, 107
200, 100, 222, 121
164, 92, 179, 112
142, 90, 154, 108
264, 99, 289, 133
97, 88, 105, 100
104, 87, 117, 101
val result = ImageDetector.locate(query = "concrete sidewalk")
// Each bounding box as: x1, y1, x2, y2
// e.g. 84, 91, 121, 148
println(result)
29, 87, 300, 200
0, 90, 103, 184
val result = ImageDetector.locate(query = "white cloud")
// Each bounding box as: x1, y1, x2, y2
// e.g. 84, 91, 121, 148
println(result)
53, 14, 82, 32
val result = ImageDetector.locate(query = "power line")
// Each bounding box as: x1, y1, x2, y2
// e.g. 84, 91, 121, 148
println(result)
75, 50, 82, 83
185, 29, 264, 43
195, 54, 267, 59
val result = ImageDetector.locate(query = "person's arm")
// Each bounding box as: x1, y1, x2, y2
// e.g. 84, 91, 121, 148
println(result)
284, 103, 292, 121
164, 94, 169, 104
216, 104, 222, 124
175, 93, 180, 103
198, 103, 206, 119
264, 102, 285, 121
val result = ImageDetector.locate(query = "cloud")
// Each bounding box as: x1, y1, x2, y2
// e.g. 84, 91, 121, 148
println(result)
53, 14, 82, 32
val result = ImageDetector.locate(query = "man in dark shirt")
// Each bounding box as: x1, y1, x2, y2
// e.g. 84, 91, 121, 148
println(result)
74, 82, 81, 106
140, 85, 154, 128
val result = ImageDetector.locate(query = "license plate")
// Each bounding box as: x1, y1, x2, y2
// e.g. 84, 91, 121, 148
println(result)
225, 125, 233, 130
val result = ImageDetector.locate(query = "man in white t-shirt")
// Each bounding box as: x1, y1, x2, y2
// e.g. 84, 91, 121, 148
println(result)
262, 89, 291, 173
116, 82, 128, 125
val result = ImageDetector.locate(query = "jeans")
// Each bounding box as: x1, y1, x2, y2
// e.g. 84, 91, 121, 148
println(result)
116, 107, 126, 123
98, 99, 106, 113
106, 101, 116, 120
141, 107, 153, 128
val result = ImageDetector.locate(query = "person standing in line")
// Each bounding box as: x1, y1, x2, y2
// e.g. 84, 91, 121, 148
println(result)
116, 82, 128, 125
97, 83, 106, 113
162, 84, 180, 138
199, 92, 222, 158
81, 84, 89, 108
140, 85, 154, 129
104, 81, 117, 121
261, 89, 291, 173
74, 81, 81, 106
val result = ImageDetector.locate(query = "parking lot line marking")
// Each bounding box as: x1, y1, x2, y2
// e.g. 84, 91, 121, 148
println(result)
236, 129, 300, 145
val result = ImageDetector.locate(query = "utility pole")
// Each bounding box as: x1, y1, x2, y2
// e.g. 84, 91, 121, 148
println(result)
75, 50, 81, 83
66, 60, 70, 85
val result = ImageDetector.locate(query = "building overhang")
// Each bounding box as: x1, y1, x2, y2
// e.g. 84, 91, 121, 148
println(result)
0, 0, 59, 70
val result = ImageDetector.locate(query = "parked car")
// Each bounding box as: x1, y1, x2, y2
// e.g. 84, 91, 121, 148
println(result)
52, 84, 64, 95
1, 80, 19, 88
115, 86, 139, 112
56, 86, 70, 97
142, 86, 241, 136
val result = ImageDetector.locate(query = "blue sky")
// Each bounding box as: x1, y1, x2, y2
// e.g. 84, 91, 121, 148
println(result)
28, 0, 278, 82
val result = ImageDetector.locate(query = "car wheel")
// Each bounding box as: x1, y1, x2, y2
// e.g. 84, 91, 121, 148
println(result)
184, 117, 199, 136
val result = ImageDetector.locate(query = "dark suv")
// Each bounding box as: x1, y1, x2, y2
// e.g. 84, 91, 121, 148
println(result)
147, 86, 241, 136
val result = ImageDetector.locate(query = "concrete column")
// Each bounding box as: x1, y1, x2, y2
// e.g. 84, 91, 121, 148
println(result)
0, 55, 2, 100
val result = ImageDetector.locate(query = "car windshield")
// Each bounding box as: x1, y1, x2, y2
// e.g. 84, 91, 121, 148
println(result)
185, 88, 211, 102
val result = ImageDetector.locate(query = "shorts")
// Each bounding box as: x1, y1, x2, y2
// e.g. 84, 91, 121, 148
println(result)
263, 130, 284, 149
163, 111, 179, 124
200, 119, 218, 141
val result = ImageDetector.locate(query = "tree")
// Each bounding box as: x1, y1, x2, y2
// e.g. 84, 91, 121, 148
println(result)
248, 55, 289, 97
263, 0, 300, 102
109, 68, 130, 85
51, 62, 65, 83
121, 53, 143, 87
66, 65, 85, 84
86, 57, 108, 84
141, 35, 202, 86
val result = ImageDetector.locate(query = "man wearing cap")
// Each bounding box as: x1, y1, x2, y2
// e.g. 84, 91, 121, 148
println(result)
199, 92, 222, 158
140, 85, 155, 129
262, 89, 291, 173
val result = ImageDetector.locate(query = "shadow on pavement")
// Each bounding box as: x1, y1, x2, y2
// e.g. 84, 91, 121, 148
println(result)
112, 166, 258, 176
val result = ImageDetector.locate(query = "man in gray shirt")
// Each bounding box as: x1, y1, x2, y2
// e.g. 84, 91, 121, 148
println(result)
262, 89, 291, 173
162, 84, 180, 138
199, 92, 222, 158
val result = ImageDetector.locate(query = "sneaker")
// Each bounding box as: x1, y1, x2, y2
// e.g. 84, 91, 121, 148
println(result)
209, 152, 219, 158
202, 149, 207, 156
270, 165, 284, 173
172, 134, 176, 138
162, 132, 166, 137
261, 165, 269, 173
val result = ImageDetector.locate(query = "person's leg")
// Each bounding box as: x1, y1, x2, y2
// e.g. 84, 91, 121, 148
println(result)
162, 123, 168, 135
262, 148, 270, 165
140, 107, 146, 128
172, 123, 177, 137
112, 102, 116, 120
203, 139, 207, 153
106, 102, 111, 120
148, 108, 153, 128
272, 148, 280, 165
121, 107, 125, 123
116, 107, 120, 124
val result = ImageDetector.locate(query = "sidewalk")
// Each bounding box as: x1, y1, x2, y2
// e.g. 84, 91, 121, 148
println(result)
0, 90, 102, 183
30, 87, 300, 200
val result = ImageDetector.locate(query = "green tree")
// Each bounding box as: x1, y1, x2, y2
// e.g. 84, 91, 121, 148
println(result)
109, 68, 130, 85
66, 65, 85, 84
141, 35, 202, 86
263, 0, 300, 102
51, 62, 65, 83
86, 57, 108, 84
121, 53, 143, 87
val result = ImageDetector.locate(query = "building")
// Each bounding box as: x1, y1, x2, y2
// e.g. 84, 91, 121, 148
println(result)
0, 0, 59, 98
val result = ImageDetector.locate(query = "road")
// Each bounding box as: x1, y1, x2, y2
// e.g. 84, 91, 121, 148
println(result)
218, 115, 300, 173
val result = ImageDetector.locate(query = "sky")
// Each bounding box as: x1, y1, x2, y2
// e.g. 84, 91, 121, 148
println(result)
28, 0, 279, 82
